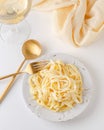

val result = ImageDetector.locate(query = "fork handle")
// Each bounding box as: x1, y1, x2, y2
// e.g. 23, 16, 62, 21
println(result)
0, 72, 24, 80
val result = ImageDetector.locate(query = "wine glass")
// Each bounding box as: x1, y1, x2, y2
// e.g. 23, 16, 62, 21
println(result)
0, 0, 32, 44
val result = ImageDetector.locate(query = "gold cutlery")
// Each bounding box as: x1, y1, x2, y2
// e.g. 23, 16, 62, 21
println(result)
0, 39, 42, 103
0, 61, 48, 80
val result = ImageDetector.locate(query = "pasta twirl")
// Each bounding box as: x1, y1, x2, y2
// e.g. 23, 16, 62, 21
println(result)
29, 60, 83, 112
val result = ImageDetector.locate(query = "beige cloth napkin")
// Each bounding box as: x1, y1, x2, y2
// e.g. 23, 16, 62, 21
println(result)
33, 0, 104, 47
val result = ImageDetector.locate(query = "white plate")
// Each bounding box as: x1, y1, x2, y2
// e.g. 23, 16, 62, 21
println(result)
22, 53, 94, 122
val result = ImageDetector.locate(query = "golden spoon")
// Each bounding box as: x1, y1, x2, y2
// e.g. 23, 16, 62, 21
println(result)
0, 39, 42, 102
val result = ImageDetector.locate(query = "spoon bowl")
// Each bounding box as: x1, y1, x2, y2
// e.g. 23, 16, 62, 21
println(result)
22, 39, 42, 60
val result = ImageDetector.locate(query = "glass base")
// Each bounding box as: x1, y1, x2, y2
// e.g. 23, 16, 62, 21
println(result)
0, 20, 30, 45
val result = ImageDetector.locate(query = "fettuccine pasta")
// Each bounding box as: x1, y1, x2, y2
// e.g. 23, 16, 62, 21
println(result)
29, 60, 83, 112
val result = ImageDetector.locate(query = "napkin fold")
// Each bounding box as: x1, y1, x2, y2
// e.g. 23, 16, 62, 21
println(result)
33, 0, 104, 46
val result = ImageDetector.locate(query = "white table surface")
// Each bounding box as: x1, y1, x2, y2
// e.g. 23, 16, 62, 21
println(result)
0, 10, 104, 130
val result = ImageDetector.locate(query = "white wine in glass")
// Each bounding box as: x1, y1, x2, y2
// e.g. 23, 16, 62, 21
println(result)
0, 0, 32, 44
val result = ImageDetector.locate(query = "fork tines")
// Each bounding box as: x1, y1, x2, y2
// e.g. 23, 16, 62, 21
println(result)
30, 61, 49, 73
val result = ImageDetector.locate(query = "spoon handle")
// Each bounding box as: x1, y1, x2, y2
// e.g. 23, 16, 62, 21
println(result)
0, 59, 26, 103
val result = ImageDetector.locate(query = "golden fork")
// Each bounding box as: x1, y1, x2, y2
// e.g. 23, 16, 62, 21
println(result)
0, 61, 48, 80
